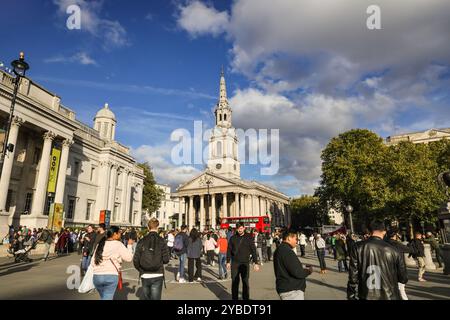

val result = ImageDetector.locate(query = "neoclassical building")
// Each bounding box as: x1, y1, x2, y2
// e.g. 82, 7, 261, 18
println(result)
174, 72, 290, 231
0, 69, 144, 236
386, 128, 450, 145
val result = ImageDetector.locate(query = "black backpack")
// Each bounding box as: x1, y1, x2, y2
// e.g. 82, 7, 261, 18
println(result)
139, 233, 164, 272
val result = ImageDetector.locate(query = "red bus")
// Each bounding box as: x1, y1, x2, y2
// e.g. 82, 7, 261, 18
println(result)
220, 216, 271, 233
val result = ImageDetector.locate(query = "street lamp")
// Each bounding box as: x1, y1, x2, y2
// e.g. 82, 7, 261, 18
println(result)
199, 172, 214, 230
1, 52, 30, 163
345, 204, 354, 234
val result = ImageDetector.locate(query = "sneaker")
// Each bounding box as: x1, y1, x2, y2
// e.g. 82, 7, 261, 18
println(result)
178, 278, 186, 283
196, 277, 202, 282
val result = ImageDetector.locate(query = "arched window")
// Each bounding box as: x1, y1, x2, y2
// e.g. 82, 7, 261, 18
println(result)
219, 114, 222, 121
224, 114, 227, 121
217, 141, 222, 157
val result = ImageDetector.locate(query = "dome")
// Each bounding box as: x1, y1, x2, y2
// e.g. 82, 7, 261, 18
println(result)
95, 103, 116, 121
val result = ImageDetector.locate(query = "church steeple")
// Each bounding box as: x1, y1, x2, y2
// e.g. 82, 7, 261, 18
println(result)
215, 68, 232, 128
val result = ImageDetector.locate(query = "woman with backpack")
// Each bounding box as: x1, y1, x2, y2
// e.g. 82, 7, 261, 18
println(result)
91, 226, 133, 300
187, 228, 203, 282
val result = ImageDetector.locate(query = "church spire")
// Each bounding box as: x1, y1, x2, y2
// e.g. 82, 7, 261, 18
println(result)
219, 67, 228, 106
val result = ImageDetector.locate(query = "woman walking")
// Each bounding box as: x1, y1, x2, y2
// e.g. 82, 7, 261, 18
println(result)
187, 228, 203, 282
204, 232, 217, 266
217, 230, 228, 279
91, 226, 133, 300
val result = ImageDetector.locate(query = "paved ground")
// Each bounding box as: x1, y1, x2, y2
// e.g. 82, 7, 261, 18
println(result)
0, 246, 449, 300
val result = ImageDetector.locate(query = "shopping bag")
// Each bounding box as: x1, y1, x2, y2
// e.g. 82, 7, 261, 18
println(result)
78, 265, 95, 293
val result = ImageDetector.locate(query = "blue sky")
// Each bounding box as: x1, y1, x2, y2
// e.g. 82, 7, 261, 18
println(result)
1, 0, 449, 196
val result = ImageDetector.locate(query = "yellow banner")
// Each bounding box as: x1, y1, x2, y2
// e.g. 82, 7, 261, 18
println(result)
47, 148, 61, 193
47, 203, 64, 232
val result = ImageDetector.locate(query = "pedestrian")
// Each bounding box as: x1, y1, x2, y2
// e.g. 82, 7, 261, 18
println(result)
298, 232, 307, 257
386, 229, 413, 300
39, 227, 54, 261
409, 232, 427, 282
133, 218, 170, 300
347, 220, 408, 300
315, 234, 327, 274
266, 233, 273, 261
424, 231, 443, 269
227, 223, 260, 300
217, 230, 228, 279
204, 232, 217, 266
273, 229, 313, 300
81, 225, 96, 275
254, 230, 265, 265
173, 225, 189, 283
335, 233, 348, 272
187, 228, 203, 282
167, 230, 175, 259
91, 226, 133, 300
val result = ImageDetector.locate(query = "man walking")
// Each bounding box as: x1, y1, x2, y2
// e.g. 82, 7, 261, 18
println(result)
347, 220, 408, 300
173, 225, 189, 283
314, 234, 327, 274
39, 227, 54, 261
424, 232, 443, 269
133, 218, 170, 300
298, 232, 307, 257
227, 223, 260, 300
410, 232, 427, 282
273, 229, 312, 300
80, 225, 96, 274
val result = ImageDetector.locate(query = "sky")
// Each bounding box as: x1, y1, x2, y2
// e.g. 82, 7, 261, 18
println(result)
0, 0, 449, 197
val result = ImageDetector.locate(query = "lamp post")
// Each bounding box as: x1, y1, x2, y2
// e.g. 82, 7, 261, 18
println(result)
1, 52, 29, 174
345, 204, 354, 234
199, 173, 214, 231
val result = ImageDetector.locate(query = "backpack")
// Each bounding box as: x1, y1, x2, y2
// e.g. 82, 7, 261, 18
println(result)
173, 233, 184, 251
139, 233, 164, 272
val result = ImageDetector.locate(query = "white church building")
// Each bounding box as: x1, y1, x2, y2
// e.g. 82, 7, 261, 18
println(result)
0, 69, 144, 236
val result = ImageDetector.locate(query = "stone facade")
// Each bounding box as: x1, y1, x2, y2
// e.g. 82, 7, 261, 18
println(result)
0, 70, 144, 236
386, 128, 450, 145
145, 184, 185, 230
175, 72, 290, 231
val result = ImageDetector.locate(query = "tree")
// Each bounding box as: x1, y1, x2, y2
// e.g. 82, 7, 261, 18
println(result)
138, 162, 164, 214
290, 195, 327, 230
318, 129, 389, 229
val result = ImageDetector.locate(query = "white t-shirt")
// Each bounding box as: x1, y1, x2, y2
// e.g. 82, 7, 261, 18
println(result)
167, 233, 174, 247
299, 234, 307, 245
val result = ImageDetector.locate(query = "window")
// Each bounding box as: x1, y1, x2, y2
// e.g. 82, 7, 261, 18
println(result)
85, 201, 93, 221
44, 194, 55, 216
224, 114, 227, 121
73, 161, 80, 177
113, 204, 119, 221
67, 198, 75, 219
219, 114, 222, 121
156, 211, 160, 219
5, 190, 13, 211
90, 166, 96, 181
23, 192, 32, 213
33, 148, 41, 165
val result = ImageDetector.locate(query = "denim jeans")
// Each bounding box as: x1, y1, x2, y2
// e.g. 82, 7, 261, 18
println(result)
178, 253, 186, 279
142, 276, 164, 300
93, 274, 118, 300
81, 255, 92, 271
317, 249, 326, 270
218, 253, 227, 278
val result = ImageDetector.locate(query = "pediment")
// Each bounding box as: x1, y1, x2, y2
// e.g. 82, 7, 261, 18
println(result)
177, 171, 241, 192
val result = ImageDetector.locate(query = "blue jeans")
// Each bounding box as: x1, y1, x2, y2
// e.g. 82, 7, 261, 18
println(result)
178, 253, 186, 279
81, 255, 92, 272
142, 276, 164, 300
218, 253, 227, 278
93, 274, 118, 300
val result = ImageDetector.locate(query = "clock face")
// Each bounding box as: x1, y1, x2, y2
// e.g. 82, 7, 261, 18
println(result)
216, 163, 222, 169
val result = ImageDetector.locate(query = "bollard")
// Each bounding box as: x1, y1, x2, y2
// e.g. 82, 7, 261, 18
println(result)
423, 243, 437, 270
442, 244, 450, 275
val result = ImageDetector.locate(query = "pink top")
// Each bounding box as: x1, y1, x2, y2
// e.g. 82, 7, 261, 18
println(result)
91, 240, 133, 275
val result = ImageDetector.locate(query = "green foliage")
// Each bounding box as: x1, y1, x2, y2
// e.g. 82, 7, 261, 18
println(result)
318, 129, 448, 228
290, 195, 328, 229
138, 162, 164, 214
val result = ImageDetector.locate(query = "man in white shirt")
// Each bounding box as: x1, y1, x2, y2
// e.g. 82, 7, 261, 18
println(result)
298, 232, 307, 257
167, 230, 175, 259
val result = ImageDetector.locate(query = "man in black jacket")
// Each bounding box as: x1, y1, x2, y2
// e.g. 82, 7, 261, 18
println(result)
347, 220, 408, 300
409, 232, 426, 282
273, 229, 312, 300
133, 218, 170, 300
227, 223, 260, 300
174, 225, 190, 283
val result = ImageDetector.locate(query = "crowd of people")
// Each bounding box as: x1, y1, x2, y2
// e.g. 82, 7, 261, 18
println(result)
2, 220, 446, 301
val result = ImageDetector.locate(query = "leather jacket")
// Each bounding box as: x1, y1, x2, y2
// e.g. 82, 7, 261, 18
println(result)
347, 236, 408, 300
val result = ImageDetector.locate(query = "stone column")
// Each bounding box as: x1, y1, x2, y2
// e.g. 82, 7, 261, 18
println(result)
235, 193, 239, 217
54, 139, 72, 204
125, 172, 132, 223
108, 164, 118, 212
211, 194, 216, 230
424, 243, 437, 270
200, 194, 205, 231
222, 193, 228, 217
96, 161, 111, 218
189, 196, 194, 229
240, 194, 244, 216
30, 131, 56, 216
178, 198, 183, 228
0, 116, 23, 212
120, 169, 128, 222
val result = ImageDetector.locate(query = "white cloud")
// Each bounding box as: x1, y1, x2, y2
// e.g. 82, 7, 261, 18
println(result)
177, 1, 229, 37
44, 52, 98, 65
53, 0, 129, 49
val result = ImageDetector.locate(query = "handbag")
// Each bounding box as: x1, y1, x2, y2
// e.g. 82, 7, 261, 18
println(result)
78, 265, 95, 293
110, 259, 123, 290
